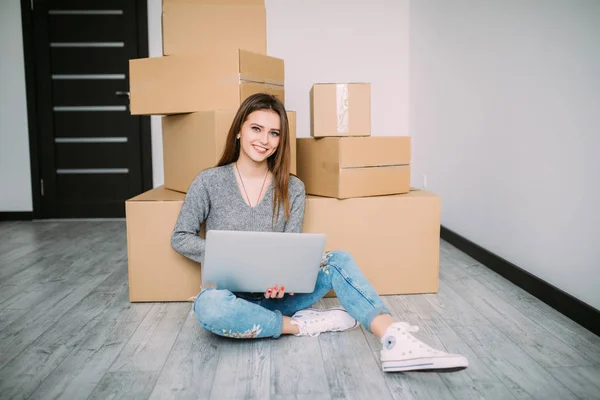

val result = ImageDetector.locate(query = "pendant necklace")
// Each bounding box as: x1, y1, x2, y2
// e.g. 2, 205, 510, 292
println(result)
235, 163, 269, 207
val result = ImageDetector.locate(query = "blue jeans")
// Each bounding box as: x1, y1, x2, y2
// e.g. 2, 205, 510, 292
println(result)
193, 250, 391, 339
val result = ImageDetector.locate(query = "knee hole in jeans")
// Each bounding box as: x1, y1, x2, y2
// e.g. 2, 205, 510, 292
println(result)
194, 289, 232, 327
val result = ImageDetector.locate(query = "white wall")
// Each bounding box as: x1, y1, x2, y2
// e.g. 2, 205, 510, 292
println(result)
148, 0, 165, 187
265, 0, 409, 138
410, 0, 600, 309
0, 0, 33, 211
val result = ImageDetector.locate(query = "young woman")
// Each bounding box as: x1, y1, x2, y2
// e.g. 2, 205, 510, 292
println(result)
171, 93, 468, 372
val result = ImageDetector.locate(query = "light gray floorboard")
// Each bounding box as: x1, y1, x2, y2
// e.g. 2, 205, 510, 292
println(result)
0, 244, 47, 277
0, 290, 118, 399
385, 295, 438, 335
0, 247, 127, 398
0, 272, 113, 370
269, 331, 331, 400
0, 281, 64, 311
0, 221, 60, 255
0, 307, 28, 333
440, 242, 600, 350
88, 371, 158, 400
1, 224, 117, 288
438, 241, 490, 278
148, 310, 222, 400
0, 244, 115, 312
424, 279, 493, 328
401, 295, 518, 400
1, 222, 599, 400
209, 334, 272, 399
270, 394, 331, 400
440, 254, 595, 368
28, 287, 152, 400
0, 227, 125, 371
88, 302, 190, 399
452, 323, 579, 399
100, 284, 154, 322
473, 271, 600, 366
0, 222, 98, 285
546, 366, 600, 400
316, 298, 393, 400
0, 224, 123, 325
28, 317, 142, 400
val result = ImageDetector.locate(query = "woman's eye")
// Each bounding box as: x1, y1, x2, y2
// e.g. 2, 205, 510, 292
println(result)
270, 131, 280, 137
252, 126, 261, 132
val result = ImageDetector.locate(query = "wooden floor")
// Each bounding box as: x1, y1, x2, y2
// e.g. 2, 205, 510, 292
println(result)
0, 221, 598, 400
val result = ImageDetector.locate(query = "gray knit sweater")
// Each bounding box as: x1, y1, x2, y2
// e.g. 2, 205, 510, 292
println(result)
171, 163, 306, 265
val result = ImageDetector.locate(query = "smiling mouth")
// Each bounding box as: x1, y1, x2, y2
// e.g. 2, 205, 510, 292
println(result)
252, 145, 268, 154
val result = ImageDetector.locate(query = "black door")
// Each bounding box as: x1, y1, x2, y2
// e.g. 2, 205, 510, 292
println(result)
26, 0, 152, 218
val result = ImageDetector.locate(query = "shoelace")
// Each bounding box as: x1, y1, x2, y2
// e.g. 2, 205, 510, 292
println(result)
293, 315, 331, 337
391, 322, 419, 333
388, 322, 444, 355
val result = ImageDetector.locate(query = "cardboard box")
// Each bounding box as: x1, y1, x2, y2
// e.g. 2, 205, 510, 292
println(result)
130, 49, 284, 115
296, 136, 411, 198
302, 190, 441, 295
125, 186, 202, 302
163, 0, 266, 56
311, 83, 371, 137
288, 111, 297, 177
166, 0, 263, 3
163, 111, 297, 193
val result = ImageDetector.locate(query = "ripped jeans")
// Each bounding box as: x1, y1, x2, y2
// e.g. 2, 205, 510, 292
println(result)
192, 250, 391, 339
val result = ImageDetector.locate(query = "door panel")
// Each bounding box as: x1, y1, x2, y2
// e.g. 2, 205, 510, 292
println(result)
52, 79, 130, 106
51, 47, 128, 74
56, 174, 130, 201
49, 14, 127, 43
32, 0, 149, 218
53, 112, 136, 138
55, 142, 129, 169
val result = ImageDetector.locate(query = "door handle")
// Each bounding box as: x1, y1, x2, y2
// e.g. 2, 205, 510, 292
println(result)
115, 91, 130, 98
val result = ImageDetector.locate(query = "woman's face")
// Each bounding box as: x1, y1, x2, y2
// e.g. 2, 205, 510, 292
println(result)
238, 109, 281, 165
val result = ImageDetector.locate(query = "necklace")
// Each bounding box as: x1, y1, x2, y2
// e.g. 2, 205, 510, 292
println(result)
235, 162, 269, 207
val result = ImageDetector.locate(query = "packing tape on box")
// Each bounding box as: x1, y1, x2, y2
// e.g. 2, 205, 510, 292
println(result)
239, 73, 285, 86
336, 83, 349, 134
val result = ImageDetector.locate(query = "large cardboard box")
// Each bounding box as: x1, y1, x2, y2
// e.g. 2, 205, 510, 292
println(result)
130, 49, 284, 115
288, 111, 297, 177
303, 190, 441, 295
311, 83, 371, 137
297, 136, 411, 199
163, 0, 266, 56
125, 187, 202, 302
164, 111, 297, 193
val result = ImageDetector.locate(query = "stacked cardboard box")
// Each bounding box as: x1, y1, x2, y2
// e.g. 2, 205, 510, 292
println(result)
126, 187, 202, 301
298, 83, 441, 295
126, 0, 296, 302
129, 49, 285, 115
125, 3, 441, 301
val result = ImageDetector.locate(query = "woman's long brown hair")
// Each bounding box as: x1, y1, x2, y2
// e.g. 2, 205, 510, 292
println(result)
217, 93, 291, 223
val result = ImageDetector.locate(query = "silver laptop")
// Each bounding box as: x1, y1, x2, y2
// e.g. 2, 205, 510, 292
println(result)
202, 230, 327, 293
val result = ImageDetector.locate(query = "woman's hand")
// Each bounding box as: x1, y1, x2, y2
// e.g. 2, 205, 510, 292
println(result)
264, 285, 294, 299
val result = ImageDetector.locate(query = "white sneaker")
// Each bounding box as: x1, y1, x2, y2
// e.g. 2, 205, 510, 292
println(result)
380, 322, 468, 372
291, 307, 359, 337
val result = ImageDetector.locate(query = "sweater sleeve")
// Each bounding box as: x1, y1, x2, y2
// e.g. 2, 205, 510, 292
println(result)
284, 181, 306, 233
171, 174, 210, 264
